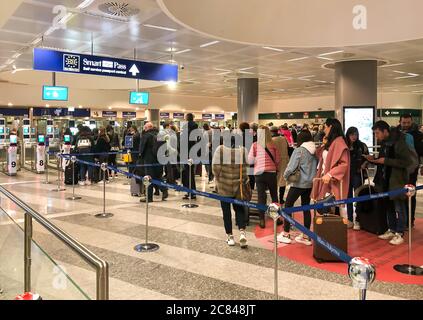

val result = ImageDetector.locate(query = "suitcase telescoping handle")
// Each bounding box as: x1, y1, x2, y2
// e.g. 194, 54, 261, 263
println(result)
360, 168, 372, 195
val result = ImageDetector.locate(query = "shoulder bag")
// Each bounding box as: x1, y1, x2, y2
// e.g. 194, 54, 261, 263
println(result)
236, 148, 252, 201
287, 148, 303, 183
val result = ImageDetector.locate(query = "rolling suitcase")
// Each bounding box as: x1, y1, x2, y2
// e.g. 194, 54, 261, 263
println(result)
131, 177, 141, 197
64, 161, 79, 185
313, 215, 348, 263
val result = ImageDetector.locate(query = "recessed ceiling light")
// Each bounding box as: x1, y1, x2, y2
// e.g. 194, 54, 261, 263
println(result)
287, 57, 309, 62
108, 107, 112, 110
167, 81, 177, 89
8, 102, 13, 106
174, 49, 191, 55
200, 40, 220, 48
46, 104, 50, 108
318, 50, 344, 57
143, 24, 177, 32
78, 105, 83, 108
183, 109, 186, 112
262, 46, 284, 52
136, 108, 139, 111
380, 63, 405, 68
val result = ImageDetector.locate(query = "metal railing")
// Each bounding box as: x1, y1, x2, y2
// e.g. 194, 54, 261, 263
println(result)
0, 185, 109, 300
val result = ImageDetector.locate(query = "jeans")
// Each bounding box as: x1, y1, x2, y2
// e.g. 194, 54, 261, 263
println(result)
387, 199, 407, 235
79, 163, 93, 182
182, 164, 197, 196
256, 172, 278, 215
347, 173, 363, 222
220, 200, 246, 234
283, 187, 312, 233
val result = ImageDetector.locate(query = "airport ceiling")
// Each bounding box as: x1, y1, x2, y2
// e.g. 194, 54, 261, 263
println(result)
1, 0, 423, 99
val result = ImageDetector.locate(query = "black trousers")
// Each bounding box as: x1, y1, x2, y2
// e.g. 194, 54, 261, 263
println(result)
145, 165, 167, 201
256, 172, 278, 215
279, 186, 286, 204
220, 200, 246, 234
182, 163, 196, 196
283, 187, 312, 233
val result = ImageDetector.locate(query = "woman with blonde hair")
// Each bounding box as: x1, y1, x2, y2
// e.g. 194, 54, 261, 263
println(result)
248, 126, 281, 228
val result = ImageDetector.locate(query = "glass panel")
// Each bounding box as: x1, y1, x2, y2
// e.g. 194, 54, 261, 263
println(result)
0, 207, 90, 300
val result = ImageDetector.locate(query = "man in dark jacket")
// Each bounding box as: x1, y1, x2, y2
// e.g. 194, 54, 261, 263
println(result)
366, 121, 412, 245
398, 114, 423, 227
139, 122, 168, 202
180, 113, 198, 200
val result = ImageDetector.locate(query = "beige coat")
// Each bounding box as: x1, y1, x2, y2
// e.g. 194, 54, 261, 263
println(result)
212, 145, 249, 197
272, 136, 289, 187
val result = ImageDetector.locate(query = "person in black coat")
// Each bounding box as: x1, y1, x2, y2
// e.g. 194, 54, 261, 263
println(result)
94, 127, 111, 182
139, 122, 168, 202
180, 113, 199, 200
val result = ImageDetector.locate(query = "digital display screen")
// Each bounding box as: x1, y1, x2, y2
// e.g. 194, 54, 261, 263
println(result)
38, 135, 45, 144
43, 86, 69, 101
47, 127, 54, 135
129, 91, 149, 105
0, 119, 4, 125
70, 127, 78, 136
344, 107, 375, 147
23, 127, 30, 135
0, 127, 4, 134
69, 120, 75, 128
125, 136, 134, 149
47, 120, 53, 126
10, 135, 17, 144
64, 135, 71, 143
23, 119, 30, 126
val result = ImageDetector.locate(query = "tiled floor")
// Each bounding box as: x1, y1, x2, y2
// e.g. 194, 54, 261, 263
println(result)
0, 169, 422, 300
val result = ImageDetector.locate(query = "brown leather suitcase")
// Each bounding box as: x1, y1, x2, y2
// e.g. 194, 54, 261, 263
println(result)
313, 215, 348, 263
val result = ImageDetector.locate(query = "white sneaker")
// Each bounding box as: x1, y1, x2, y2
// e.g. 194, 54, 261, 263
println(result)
353, 221, 361, 231
389, 233, 404, 245
295, 234, 312, 246
277, 232, 292, 244
85, 180, 92, 186
226, 235, 235, 246
239, 232, 248, 248
347, 221, 354, 229
378, 230, 395, 240
78, 181, 85, 186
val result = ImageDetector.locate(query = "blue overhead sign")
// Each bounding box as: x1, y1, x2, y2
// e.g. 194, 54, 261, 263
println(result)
33, 48, 178, 82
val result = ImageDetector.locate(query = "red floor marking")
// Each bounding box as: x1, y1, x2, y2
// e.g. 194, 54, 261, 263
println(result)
255, 218, 423, 285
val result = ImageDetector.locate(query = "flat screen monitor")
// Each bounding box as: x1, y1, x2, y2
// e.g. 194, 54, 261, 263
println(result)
47, 120, 54, 126
23, 127, 30, 135
0, 119, 4, 125
129, 91, 149, 105
0, 127, 4, 134
64, 135, 71, 143
43, 86, 69, 101
10, 135, 17, 144
343, 107, 375, 148
69, 120, 75, 128
38, 135, 45, 144
70, 127, 78, 136
47, 127, 54, 135
23, 119, 30, 126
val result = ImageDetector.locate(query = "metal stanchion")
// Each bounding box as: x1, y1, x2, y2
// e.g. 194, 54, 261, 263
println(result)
123, 150, 131, 186
134, 176, 160, 253
348, 257, 376, 300
51, 153, 66, 192
43, 151, 51, 184
66, 156, 81, 201
182, 159, 199, 209
267, 203, 282, 301
95, 163, 114, 219
394, 185, 423, 276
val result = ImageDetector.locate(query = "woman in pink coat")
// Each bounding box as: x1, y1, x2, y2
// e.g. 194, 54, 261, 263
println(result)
278, 125, 294, 146
312, 118, 350, 214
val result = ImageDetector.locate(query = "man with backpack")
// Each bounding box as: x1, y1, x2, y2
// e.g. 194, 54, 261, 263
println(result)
398, 114, 423, 227
366, 121, 412, 245
139, 122, 168, 202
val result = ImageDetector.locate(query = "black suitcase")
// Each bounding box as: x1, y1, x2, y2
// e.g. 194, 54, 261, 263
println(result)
64, 161, 79, 185
313, 214, 348, 263
355, 185, 388, 235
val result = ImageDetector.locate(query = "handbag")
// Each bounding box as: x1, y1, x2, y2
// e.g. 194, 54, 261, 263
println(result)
122, 153, 132, 163
236, 148, 252, 201
315, 193, 336, 215
286, 149, 302, 183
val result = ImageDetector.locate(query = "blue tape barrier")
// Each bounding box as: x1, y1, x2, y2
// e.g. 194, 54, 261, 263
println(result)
59, 154, 422, 265
48, 150, 140, 156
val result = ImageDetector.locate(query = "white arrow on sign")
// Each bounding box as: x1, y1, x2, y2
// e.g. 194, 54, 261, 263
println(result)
385, 110, 390, 116
129, 64, 140, 77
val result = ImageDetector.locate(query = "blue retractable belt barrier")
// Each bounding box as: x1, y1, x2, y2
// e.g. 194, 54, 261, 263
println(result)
48, 150, 140, 156
59, 154, 421, 265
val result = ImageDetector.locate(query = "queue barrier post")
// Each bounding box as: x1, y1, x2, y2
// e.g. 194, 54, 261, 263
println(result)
95, 163, 114, 219
348, 257, 376, 300
66, 156, 82, 201
182, 159, 199, 209
134, 176, 160, 253
43, 151, 51, 185
393, 185, 423, 276
51, 153, 66, 192
267, 203, 282, 301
